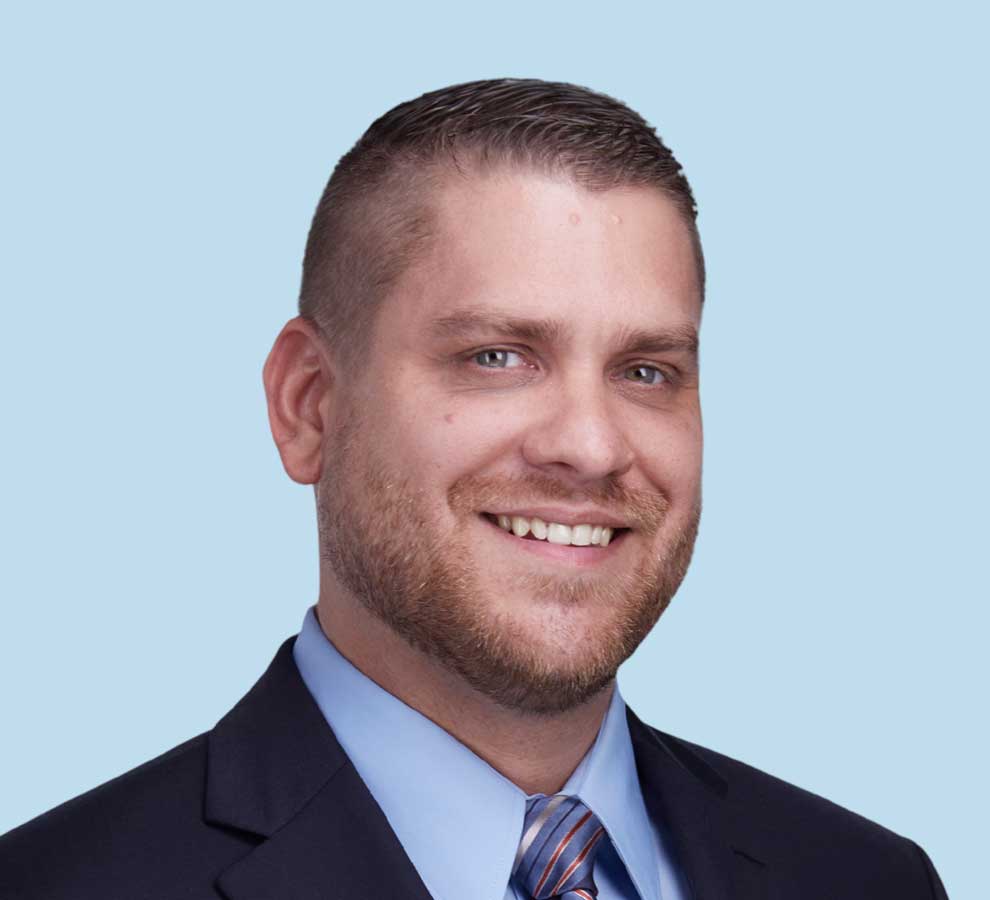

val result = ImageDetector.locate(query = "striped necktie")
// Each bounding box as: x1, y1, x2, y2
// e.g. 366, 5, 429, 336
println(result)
513, 794, 608, 899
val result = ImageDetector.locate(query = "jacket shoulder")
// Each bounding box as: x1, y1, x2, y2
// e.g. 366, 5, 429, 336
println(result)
674, 729, 900, 831
645, 726, 947, 899
0, 733, 253, 900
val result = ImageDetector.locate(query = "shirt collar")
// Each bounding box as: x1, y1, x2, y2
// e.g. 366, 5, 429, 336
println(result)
293, 606, 659, 900
560, 681, 661, 900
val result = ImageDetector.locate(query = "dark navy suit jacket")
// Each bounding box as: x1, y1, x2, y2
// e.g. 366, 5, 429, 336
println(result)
0, 637, 948, 899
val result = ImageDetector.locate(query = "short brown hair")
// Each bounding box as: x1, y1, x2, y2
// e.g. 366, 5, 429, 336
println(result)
299, 78, 703, 369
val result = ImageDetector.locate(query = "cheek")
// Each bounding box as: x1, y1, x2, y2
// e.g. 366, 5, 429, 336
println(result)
430, 392, 524, 452
437, 413, 512, 472
384, 401, 510, 486
365, 370, 518, 487
636, 416, 703, 498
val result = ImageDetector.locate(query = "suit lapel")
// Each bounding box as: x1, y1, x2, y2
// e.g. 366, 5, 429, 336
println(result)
215, 762, 435, 900
627, 707, 769, 900
201, 636, 768, 900
204, 638, 433, 900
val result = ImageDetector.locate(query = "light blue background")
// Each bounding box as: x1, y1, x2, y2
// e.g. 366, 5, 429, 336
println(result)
1, 3, 984, 896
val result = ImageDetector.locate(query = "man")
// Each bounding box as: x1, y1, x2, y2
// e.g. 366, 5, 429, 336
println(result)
0, 79, 947, 899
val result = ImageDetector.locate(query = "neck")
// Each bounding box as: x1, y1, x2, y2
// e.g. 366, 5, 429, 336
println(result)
315, 593, 613, 796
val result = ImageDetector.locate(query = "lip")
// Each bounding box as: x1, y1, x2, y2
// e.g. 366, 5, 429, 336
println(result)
477, 513, 629, 567
481, 506, 630, 529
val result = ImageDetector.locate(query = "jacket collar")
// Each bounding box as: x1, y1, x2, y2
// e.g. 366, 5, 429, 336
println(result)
205, 637, 433, 900
626, 707, 770, 900
204, 636, 767, 900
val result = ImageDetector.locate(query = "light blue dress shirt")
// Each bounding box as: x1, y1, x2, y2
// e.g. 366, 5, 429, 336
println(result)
293, 606, 690, 900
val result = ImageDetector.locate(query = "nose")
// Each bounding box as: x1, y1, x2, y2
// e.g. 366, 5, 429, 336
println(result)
520, 373, 635, 484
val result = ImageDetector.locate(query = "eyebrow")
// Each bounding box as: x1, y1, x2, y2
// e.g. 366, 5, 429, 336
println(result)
612, 322, 699, 358
427, 308, 699, 359
428, 309, 568, 346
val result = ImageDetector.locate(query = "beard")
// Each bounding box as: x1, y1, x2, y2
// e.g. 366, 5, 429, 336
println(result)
316, 412, 701, 716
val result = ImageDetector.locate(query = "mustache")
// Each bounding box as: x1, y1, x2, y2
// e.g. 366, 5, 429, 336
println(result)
448, 473, 670, 533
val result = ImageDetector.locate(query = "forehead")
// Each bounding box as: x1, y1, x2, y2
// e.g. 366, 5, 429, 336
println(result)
379, 170, 702, 344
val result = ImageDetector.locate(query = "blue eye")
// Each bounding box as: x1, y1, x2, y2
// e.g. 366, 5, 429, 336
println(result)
473, 349, 523, 368
625, 364, 667, 385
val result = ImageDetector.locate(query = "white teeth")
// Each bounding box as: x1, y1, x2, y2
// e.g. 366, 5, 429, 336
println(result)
490, 514, 621, 548
571, 524, 592, 546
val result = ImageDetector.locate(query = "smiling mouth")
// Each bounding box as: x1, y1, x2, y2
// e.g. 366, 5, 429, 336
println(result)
479, 513, 631, 548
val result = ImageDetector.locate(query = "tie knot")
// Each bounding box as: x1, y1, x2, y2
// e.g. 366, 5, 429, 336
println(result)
514, 795, 607, 899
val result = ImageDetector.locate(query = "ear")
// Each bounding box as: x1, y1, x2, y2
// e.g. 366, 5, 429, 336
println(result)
262, 316, 336, 485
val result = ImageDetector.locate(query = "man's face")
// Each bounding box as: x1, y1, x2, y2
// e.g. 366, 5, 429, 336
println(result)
317, 170, 702, 714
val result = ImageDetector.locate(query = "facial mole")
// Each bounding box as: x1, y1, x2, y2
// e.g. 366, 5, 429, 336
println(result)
568, 212, 581, 225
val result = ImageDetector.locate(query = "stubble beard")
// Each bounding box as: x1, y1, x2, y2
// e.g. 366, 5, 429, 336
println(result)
316, 415, 701, 716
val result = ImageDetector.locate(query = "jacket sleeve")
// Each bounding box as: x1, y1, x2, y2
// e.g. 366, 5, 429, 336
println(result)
911, 840, 949, 899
